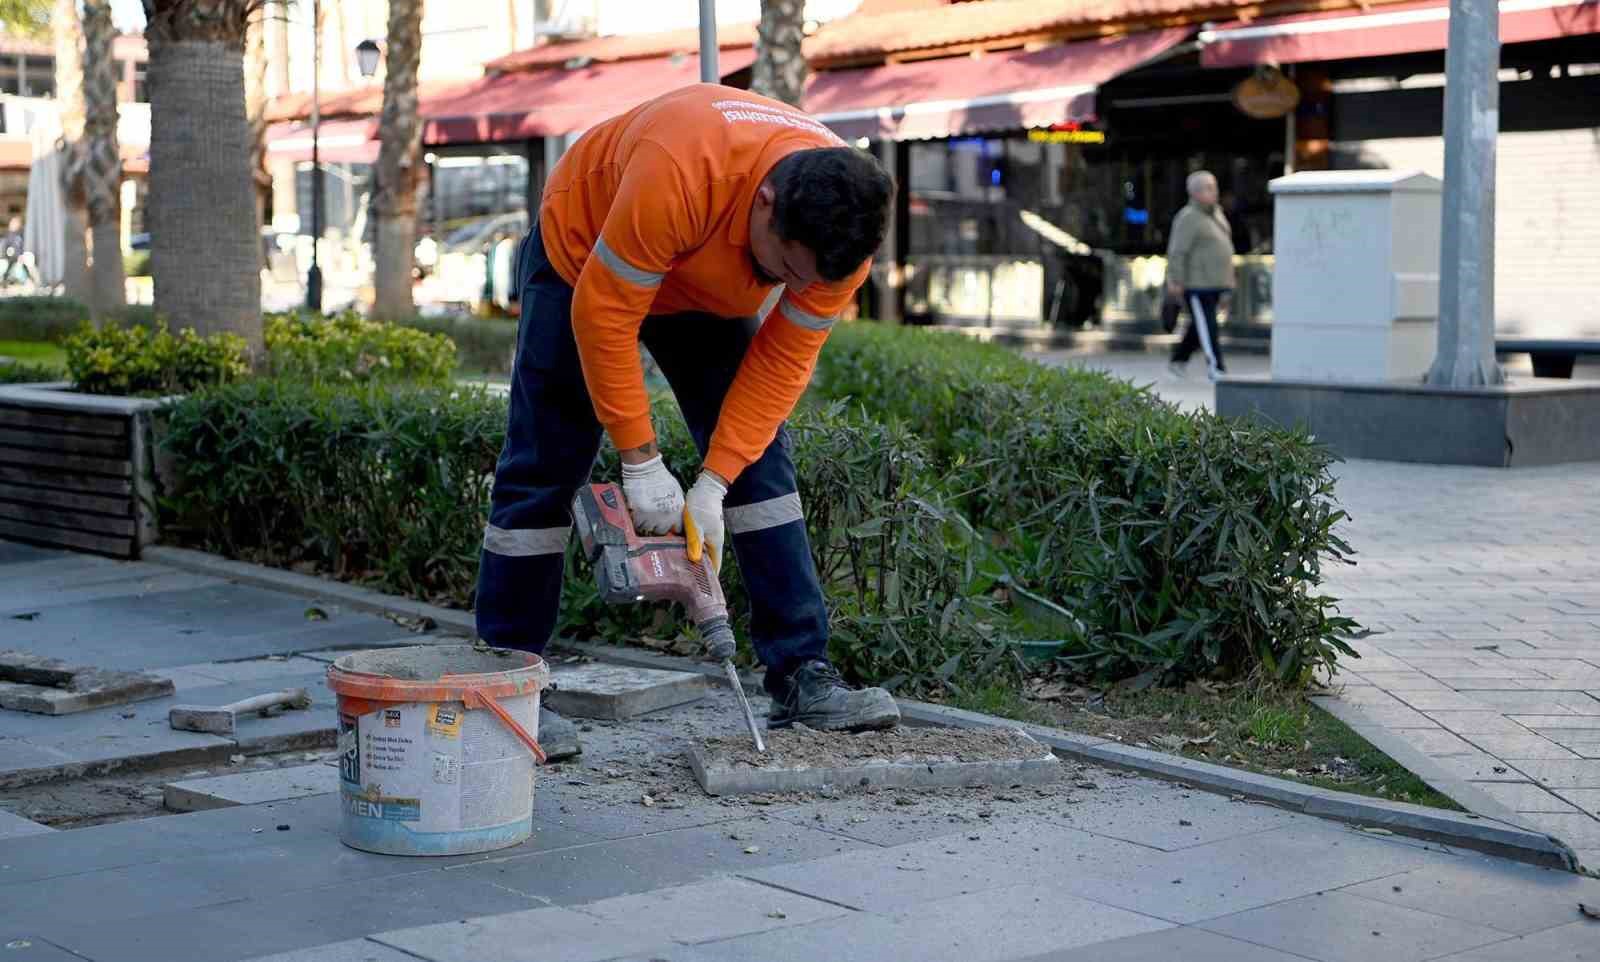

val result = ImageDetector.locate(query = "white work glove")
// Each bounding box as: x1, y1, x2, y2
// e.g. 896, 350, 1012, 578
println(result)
620, 455, 685, 535
683, 472, 728, 573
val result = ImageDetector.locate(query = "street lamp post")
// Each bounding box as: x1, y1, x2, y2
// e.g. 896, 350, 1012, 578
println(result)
698, 0, 718, 83
306, 0, 324, 312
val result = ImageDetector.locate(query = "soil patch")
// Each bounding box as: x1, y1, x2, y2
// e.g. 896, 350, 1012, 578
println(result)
704, 725, 1048, 771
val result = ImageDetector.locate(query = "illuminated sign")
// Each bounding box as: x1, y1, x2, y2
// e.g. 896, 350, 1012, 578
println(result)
1027, 122, 1107, 145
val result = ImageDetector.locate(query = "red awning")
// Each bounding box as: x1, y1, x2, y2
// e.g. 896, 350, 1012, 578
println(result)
1201, 0, 1600, 68
805, 27, 1189, 141
265, 118, 380, 165
422, 49, 757, 145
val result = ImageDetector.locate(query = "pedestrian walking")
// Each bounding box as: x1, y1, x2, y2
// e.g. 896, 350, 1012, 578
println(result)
1165, 171, 1235, 379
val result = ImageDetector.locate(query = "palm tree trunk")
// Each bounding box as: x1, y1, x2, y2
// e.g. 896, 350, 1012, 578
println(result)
372, 0, 423, 321
53, 0, 91, 302
142, 0, 262, 354
245, 16, 270, 268
82, 0, 126, 318
751, 0, 807, 108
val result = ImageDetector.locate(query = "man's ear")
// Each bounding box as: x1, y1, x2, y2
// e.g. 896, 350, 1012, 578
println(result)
754, 182, 776, 210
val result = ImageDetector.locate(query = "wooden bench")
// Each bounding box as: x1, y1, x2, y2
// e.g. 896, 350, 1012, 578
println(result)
1495, 338, 1600, 379
0, 383, 162, 559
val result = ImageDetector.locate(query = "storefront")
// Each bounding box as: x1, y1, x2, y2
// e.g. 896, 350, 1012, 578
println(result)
1203, 0, 1600, 338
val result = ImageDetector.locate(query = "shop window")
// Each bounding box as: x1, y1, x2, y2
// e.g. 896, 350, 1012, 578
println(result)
0, 57, 19, 97
21, 56, 54, 98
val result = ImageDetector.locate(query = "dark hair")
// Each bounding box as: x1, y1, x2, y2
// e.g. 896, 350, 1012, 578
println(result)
768, 147, 895, 282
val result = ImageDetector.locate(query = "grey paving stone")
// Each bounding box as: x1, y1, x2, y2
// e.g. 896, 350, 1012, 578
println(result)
37, 875, 541, 962
1394, 728, 1481, 756
686, 882, 1172, 962
740, 833, 1032, 912
373, 906, 665, 962
571, 876, 849, 942
0, 570, 225, 614
448, 816, 870, 908
1040, 823, 1458, 925
545, 663, 709, 720
242, 939, 421, 962
1468, 732, 1582, 760
1043, 789, 1297, 851
1009, 926, 1317, 962
1472, 782, 1581, 813
0, 937, 91, 961
164, 764, 337, 812
1514, 812, 1600, 849
1199, 890, 1511, 962
1557, 788, 1600, 814
1341, 855, 1600, 935
1428, 922, 1600, 962
1426, 712, 1536, 735
0, 809, 52, 839
1512, 759, 1600, 789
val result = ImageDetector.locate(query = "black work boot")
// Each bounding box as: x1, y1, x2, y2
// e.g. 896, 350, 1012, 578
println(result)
538, 707, 581, 763
768, 660, 900, 732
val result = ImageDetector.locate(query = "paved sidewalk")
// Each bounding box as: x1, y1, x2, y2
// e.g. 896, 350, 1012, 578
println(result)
1041, 350, 1600, 870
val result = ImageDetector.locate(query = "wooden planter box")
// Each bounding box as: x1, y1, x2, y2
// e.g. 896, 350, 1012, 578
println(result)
0, 382, 164, 559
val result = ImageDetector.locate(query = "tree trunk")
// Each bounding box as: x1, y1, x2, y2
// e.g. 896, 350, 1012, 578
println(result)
372, 0, 423, 321
751, 0, 807, 108
144, 37, 262, 352
81, 0, 126, 318
245, 16, 271, 266
53, 0, 91, 302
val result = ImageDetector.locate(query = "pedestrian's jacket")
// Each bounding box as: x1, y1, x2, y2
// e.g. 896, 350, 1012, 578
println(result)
1165, 202, 1236, 292
541, 84, 869, 483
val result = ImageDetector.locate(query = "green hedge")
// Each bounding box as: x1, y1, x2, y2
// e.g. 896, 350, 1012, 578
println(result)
160, 382, 1016, 694
266, 312, 457, 386
0, 360, 65, 384
0, 297, 154, 343
65, 322, 250, 396
814, 323, 1357, 685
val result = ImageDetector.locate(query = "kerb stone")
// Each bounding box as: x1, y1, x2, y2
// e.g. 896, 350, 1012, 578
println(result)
687, 731, 1061, 796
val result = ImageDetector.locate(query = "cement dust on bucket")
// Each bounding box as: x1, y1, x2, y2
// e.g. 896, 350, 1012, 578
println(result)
326, 645, 550, 857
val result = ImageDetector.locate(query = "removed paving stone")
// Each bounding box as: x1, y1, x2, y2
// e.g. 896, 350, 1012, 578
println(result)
164, 763, 337, 812
689, 725, 1060, 796
0, 649, 173, 715
545, 663, 709, 720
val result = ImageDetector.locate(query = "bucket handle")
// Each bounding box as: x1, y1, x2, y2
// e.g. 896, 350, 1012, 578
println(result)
462, 688, 548, 765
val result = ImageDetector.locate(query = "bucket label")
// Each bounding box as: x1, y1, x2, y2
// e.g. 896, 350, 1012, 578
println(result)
342, 697, 537, 836
343, 789, 421, 821
427, 705, 463, 740
338, 713, 359, 786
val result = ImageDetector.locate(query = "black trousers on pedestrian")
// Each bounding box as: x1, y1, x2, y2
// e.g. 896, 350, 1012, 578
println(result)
1171, 288, 1227, 375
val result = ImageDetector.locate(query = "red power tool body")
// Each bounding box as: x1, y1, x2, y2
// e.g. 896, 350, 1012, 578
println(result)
571, 482, 764, 750
570, 482, 737, 659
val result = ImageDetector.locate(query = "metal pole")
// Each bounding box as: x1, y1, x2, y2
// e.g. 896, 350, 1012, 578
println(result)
306, 0, 324, 312
1283, 66, 1297, 176
1426, 0, 1502, 386
698, 0, 719, 84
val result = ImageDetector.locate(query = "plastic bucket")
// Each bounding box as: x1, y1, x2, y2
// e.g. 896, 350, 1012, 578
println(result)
326, 645, 549, 856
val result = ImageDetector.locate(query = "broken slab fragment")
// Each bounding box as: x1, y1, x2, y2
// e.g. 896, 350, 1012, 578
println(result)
163, 763, 337, 812
688, 725, 1060, 796
545, 662, 709, 720
0, 650, 173, 716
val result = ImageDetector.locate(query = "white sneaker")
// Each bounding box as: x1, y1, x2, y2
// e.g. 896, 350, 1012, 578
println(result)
1167, 361, 1187, 379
